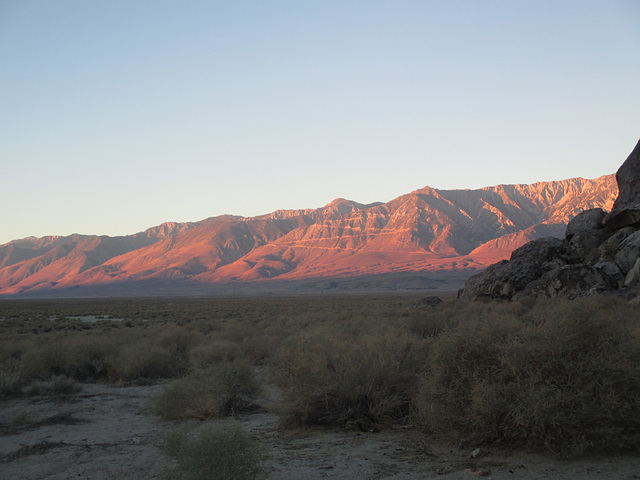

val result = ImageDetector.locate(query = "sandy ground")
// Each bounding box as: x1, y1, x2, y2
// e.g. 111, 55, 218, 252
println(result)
1, 376, 639, 480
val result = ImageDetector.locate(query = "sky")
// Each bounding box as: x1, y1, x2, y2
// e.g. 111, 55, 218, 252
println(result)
1, 0, 639, 244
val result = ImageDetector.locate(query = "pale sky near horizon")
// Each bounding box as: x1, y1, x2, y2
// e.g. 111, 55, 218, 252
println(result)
1, 0, 639, 245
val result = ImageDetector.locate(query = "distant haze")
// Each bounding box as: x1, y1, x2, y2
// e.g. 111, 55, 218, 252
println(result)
1, 1, 639, 244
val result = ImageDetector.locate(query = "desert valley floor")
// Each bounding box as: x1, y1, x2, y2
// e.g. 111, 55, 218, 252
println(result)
1, 294, 639, 479
1, 372, 640, 480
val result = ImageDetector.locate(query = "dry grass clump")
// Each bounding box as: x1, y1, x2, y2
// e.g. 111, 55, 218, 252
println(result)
0, 358, 24, 397
2, 325, 198, 390
163, 420, 265, 480
113, 343, 184, 382
154, 359, 259, 420
20, 334, 120, 382
273, 330, 425, 429
415, 296, 640, 455
189, 340, 243, 368
24, 375, 82, 396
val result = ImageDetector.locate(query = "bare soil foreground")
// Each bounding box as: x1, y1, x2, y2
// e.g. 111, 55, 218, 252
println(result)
1, 378, 639, 480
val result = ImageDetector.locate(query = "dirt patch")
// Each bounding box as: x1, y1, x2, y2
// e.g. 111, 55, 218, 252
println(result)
1, 377, 639, 480
239, 414, 640, 480
0, 383, 173, 479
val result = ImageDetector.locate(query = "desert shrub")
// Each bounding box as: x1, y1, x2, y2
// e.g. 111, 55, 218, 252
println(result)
188, 340, 243, 368
273, 331, 425, 429
112, 343, 182, 382
219, 323, 254, 344
0, 358, 24, 397
242, 333, 282, 366
25, 375, 82, 396
4, 321, 208, 386
20, 340, 68, 381
48, 374, 82, 395
406, 297, 530, 339
48, 335, 119, 381
0, 338, 32, 363
158, 325, 194, 358
64, 337, 114, 380
19, 333, 120, 382
154, 359, 258, 420
1, 335, 106, 393
414, 315, 523, 439
406, 307, 452, 339
164, 420, 265, 480
415, 297, 640, 455
17, 326, 195, 384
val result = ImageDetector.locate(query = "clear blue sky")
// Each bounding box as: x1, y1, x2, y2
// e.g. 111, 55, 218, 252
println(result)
1, 0, 639, 244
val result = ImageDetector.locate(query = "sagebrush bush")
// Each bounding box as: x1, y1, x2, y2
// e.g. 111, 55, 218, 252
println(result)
415, 296, 640, 455
0, 358, 24, 397
164, 420, 265, 480
242, 334, 280, 366
112, 343, 181, 382
158, 325, 194, 358
25, 375, 82, 396
154, 359, 259, 420
273, 331, 426, 429
406, 297, 532, 339
20, 340, 68, 381
19, 332, 115, 380
188, 340, 243, 368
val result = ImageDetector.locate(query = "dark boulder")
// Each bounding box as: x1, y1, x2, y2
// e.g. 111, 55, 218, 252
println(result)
565, 208, 606, 240
593, 227, 637, 269
411, 296, 443, 308
614, 230, 640, 274
593, 260, 624, 285
565, 232, 607, 264
521, 264, 618, 299
564, 210, 609, 262
625, 258, 640, 287
458, 237, 565, 300
458, 138, 640, 301
603, 138, 640, 229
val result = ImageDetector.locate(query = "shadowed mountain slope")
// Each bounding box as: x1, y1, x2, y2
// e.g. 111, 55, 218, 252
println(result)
0, 175, 617, 296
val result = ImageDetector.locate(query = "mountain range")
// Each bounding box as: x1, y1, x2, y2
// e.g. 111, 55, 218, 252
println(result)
0, 175, 617, 297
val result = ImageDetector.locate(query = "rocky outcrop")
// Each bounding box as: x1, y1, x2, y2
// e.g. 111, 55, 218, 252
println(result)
459, 139, 640, 301
603, 139, 640, 229
411, 296, 443, 309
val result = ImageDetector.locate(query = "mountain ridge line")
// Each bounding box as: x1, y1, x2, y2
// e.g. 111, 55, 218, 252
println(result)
0, 174, 617, 296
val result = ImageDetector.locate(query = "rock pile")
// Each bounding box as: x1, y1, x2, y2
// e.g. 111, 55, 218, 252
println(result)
411, 296, 443, 309
458, 138, 640, 302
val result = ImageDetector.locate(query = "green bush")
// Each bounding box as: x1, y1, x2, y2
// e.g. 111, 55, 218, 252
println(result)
273, 331, 424, 429
415, 297, 640, 455
164, 421, 265, 480
154, 359, 258, 420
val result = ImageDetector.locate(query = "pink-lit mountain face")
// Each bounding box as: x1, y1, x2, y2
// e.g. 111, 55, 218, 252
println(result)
0, 175, 617, 296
